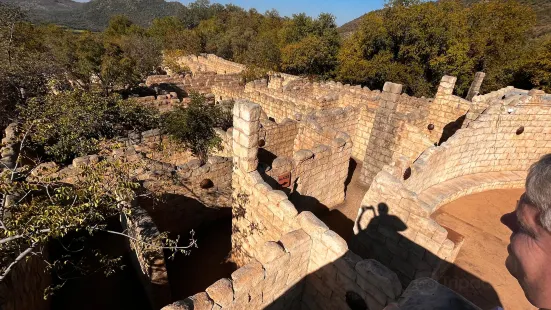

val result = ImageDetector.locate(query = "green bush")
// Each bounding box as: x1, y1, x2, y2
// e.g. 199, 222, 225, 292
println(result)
162, 92, 231, 164
18, 90, 160, 163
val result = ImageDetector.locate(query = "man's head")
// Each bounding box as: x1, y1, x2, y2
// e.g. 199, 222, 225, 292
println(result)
502, 154, 551, 309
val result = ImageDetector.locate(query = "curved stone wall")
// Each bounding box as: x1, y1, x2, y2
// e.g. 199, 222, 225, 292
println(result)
405, 101, 551, 198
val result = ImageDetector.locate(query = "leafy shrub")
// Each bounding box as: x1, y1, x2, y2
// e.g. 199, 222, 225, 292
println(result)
18, 90, 160, 163
162, 92, 231, 164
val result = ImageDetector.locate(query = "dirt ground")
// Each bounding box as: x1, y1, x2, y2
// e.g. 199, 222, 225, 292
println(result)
433, 188, 537, 310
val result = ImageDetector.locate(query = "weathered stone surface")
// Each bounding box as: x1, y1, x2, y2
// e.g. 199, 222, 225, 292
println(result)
231, 260, 265, 296
298, 211, 329, 239
205, 278, 234, 308
356, 259, 402, 299
257, 241, 286, 265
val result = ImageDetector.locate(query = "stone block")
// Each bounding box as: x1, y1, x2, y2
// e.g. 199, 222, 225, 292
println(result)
280, 229, 311, 253
356, 259, 402, 299
294, 149, 314, 162
383, 82, 403, 95
257, 241, 286, 265
297, 212, 329, 239
231, 260, 265, 297
278, 200, 299, 218
186, 292, 213, 310
206, 278, 234, 308
320, 230, 348, 257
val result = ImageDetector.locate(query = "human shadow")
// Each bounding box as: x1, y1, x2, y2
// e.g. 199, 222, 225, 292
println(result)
351, 202, 503, 310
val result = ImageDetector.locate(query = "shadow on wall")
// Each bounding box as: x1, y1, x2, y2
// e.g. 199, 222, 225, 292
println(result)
438, 115, 466, 146
344, 159, 358, 195
150, 83, 188, 99
51, 217, 152, 310
138, 193, 230, 235
351, 203, 502, 310
165, 217, 237, 302
258, 157, 358, 243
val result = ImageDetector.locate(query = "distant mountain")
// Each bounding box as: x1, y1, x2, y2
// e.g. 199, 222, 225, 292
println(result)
1, 0, 185, 31
338, 0, 551, 38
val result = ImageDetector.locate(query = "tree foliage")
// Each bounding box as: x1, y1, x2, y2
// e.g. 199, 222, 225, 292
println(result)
18, 90, 159, 163
337, 0, 537, 97
162, 93, 230, 164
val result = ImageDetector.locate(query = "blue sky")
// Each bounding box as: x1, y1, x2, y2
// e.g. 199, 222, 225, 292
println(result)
74, 0, 387, 26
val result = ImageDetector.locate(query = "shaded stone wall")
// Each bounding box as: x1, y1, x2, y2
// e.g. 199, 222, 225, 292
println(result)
259, 118, 299, 159
164, 212, 403, 310
122, 201, 171, 309
0, 252, 51, 310
352, 166, 462, 286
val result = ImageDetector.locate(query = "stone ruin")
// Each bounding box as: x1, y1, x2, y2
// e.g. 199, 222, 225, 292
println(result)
2, 53, 551, 310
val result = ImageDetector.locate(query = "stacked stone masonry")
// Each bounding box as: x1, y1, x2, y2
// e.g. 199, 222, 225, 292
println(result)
353, 92, 551, 286
178, 54, 247, 75
165, 212, 403, 310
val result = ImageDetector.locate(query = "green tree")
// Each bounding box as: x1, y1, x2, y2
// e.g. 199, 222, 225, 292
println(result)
0, 150, 196, 294
337, 0, 535, 97
18, 90, 159, 163
162, 93, 230, 164
520, 38, 551, 93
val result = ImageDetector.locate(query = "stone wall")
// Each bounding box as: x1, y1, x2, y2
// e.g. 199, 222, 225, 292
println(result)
352, 165, 462, 286
164, 209, 403, 310
352, 94, 551, 286
258, 118, 299, 160
146, 72, 242, 96
0, 251, 51, 310
163, 98, 405, 309
404, 98, 551, 208
425, 76, 473, 144
122, 201, 171, 309
230, 100, 301, 264
290, 120, 352, 208
351, 105, 376, 160
0, 123, 19, 171
178, 54, 246, 75
133, 93, 181, 113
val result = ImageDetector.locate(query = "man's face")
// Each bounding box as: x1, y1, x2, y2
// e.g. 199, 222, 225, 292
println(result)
501, 193, 551, 308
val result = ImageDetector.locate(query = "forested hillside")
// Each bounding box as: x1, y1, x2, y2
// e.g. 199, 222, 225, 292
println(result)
0, 0, 184, 30
339, 0, 551, 38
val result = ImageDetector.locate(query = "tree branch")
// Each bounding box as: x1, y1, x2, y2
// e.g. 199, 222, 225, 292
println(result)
99, 228, 197, 251
0, 243, 36, 282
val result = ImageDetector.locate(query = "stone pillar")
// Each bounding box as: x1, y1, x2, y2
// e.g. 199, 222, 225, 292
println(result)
1, 123, 19, 170
466, 72, 485, 101
232, 100, 261, 173
435, 75, 457, 99
359, 82, 403, 186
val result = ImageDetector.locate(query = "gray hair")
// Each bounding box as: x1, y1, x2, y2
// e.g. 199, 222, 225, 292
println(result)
525, 154, 551, 232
